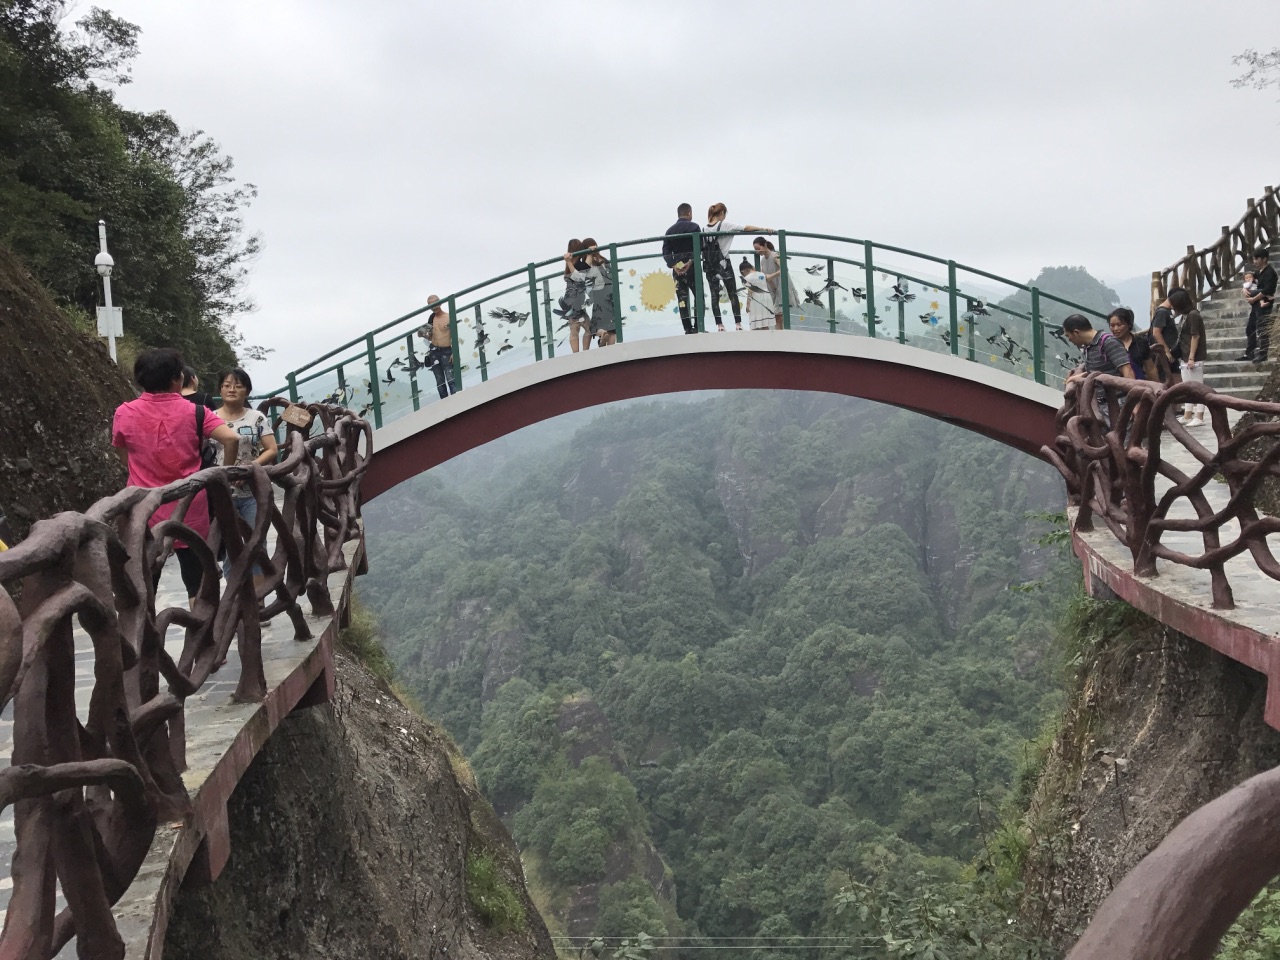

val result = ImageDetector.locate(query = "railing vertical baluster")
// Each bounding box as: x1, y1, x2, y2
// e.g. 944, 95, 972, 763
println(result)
475, 305, 488, 382
286, 372, 299, 403
527, 264, 544, 361
967, 307, 976, 362
405, 333, 420, 412
1031, 286, 1046, 385
826, 257, 837, 334
609, 243, 624, 342
336, 364, 346, 402
863, 241, 876, 339
692, 233, 706, 333
448, 296, 462, 391
542, 279, 555, 354
947, 260, 960, 356
365, 333, 383, 429
778, 230, 792, 330
897, 283, 906, 344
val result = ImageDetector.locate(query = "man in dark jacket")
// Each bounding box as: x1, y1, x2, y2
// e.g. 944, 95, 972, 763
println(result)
662, 203, 701, 334
1242, 248, 1277, 363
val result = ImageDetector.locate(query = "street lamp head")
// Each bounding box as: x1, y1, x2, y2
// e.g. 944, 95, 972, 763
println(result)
94, 251, 114, 277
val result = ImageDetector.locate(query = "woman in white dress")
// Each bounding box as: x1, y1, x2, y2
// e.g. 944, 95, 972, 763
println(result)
739, 259, 776, 330
752, 236, 800, 329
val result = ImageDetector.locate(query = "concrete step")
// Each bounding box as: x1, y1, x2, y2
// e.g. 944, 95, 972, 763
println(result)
1202, 359, 1262, 375
1204, 370, 1273, 393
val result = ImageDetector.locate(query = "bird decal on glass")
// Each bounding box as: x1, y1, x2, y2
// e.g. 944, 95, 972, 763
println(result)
888, 282, 915, 304
802, 288, 825, 307
382, 369, 396, 385
497, 340, 514, 354
816, 277, 847, 294
804, 264, 825, 276
489, 308, 530, 326
965, 298, 991, 317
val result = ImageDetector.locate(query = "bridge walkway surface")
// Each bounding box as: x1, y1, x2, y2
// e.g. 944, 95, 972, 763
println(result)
0, 522, 362, 959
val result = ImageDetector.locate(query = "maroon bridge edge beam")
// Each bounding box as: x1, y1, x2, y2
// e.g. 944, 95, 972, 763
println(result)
361, 352, 1060, 502
140, 535, 362, 959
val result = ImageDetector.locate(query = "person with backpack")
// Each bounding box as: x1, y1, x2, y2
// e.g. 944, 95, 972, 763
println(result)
1063, 314, 1135, 426
214, 367, 278, 581
111, 348, 239, 606
702, 204, 775, 331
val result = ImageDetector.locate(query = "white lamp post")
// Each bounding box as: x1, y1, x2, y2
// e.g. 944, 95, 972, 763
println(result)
94, 220, 120, 362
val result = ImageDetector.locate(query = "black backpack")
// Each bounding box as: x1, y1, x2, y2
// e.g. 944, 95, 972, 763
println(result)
195, 402, 220, 469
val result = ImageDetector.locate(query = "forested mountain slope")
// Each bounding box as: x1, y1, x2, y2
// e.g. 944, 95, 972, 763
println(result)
362, 391, 1076, 946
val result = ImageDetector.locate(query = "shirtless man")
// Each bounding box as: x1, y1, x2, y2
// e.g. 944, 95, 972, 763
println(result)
416, 295, 457, 399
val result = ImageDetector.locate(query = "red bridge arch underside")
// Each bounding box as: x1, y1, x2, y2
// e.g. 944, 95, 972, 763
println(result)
362, 336, 1062, 501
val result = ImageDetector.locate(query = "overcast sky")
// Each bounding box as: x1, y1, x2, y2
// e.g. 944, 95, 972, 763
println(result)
91, 0, 1280, 388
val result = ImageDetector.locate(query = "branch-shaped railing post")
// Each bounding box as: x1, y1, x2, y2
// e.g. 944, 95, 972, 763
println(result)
1043, 376, 1280, 610
0, 403, 371, 958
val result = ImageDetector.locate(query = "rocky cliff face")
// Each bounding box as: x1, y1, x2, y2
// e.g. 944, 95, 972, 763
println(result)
0, 244, 131, 542
164, 652, 555, 960
1020, 608, 1280, 949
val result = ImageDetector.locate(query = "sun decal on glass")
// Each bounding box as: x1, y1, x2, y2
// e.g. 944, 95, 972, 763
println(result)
639, 271, 677, 312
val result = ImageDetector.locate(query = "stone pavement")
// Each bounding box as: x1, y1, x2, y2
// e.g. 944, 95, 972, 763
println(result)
0, 535, 360, 957
1074, 411, 1280, 721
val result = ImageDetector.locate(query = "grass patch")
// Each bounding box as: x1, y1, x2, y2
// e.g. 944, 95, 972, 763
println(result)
466, 850, 526, 934
337, 595, 395, 683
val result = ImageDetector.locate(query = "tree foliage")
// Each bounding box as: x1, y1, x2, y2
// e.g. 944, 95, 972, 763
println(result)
0, 0, 261, 371
363, 391, 1080, 951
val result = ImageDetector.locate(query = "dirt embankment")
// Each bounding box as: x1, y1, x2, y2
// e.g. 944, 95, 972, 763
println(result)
165, 652, 555, 960
1021, 609, 1280, 949
0, 244, 132, 541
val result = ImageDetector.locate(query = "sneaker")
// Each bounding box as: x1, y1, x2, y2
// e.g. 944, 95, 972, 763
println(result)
1187, 417, 1206, 428
1175, 415, 1188, 424
1236, 353, 1255, 361
1254, 355, 1270, 365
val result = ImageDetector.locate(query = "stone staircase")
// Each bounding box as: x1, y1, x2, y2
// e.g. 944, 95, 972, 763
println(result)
1198, 240, 1280, 399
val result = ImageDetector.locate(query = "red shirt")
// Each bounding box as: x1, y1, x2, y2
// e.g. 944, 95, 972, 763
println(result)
112, 392, 223, 542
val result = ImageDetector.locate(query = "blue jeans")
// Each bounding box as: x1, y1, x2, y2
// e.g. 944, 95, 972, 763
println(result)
222, 496, 262, 578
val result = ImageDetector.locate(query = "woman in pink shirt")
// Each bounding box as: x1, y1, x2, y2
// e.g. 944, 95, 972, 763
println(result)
112, 348, 239, 603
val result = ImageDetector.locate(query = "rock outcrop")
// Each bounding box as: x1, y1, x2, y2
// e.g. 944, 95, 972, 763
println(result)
165, 652, 555, 960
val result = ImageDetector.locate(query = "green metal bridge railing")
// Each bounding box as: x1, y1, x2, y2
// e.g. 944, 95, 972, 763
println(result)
258, 231, 1107, 430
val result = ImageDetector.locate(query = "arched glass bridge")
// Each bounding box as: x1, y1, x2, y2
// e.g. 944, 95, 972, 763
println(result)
261, 231, 1107, 429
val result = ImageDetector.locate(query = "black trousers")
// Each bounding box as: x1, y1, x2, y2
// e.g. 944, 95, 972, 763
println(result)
429, 346, 456, 398
153, 546, 204, 599
673, 268, 697, 333
705, 260, 742, 326
1248, 305, 1274, 359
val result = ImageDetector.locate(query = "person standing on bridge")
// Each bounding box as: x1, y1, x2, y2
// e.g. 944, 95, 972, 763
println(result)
112, 348, 239, 606
567, 239, 618, 347
416, 295, 457, 399
753, 237, 800, 330
556, 239, 592, 353
1063, 314, 1135, 426
663, 203, 701, 334
740, 259, 777, 330
703, 204, 775, 332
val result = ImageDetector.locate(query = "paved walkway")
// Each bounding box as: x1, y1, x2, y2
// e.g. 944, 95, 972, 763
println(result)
0, 536, 360, 957
1074, 412, 1280, 722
